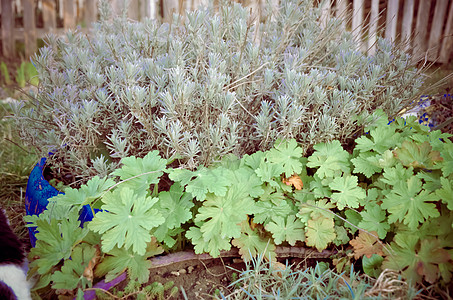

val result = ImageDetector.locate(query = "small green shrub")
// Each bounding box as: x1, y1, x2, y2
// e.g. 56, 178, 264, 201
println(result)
13, 0, 424, 184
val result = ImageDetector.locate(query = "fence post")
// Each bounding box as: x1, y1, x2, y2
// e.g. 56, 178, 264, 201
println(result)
1, 0, 14, 58
23, 0, 37, 59
42, 0, 57, 31
439, 1, 453, 63
385, 0, 399, 42
427, 0, 449, 62
413, 0, 431, 62
352, 0, 364, 51
85, 0, 98, 28
163, 0, 178, 23
401, 0, 414, 52
63, 0, 76, 29
367, 0, 379, 55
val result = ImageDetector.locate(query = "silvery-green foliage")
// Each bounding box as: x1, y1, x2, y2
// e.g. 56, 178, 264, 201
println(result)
13, 0, 424, 183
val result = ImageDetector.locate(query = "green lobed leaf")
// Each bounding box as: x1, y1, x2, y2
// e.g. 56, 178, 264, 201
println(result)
265, 215, 305, 246
232, 221, 276, 262
266, 139, 304, 177
351, 152, 382, 177
355, 125, 399, 154
381, 176, 440, 230
358, 204, 390, 239
306, 140, 350, 179
185, 167, 231, 201
383, 236, 451, 284
29, 210, 89, 275
362, 254, 384, 278
186, 226, 232, 257
305, 217, 336, 252
96, 247, 153, 284
328, 175, 366, 210
55, 176, 116, 208
153, 183, 194, 246
440, 143, 453, 176
50, 244, 95, 290
393, 140, 443, 169
296, 198, 335, 224
436, 177, 453, 210
112, 150, 167, 197
88, 187, 165, 255
254, 199, 295, 225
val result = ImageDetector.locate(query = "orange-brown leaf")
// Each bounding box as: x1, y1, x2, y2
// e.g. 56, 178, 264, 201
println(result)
349, 231, 383, 259
83, 245, 101, 281
282, 174, 303, 190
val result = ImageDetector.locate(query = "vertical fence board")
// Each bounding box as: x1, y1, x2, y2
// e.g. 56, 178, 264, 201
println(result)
23, 0, 37, 59
162, 0, 178, 23
1, 0, 14, 57
336, 0, 348, 32
401, 0, 414, 52
128, 0, 139, 20
427, 0, 449, 61
352, 0, 365, 50
63, 0, 76, 29
439, 1, 453, 63
385, 0, 398, 41
42, 0, 57, 31
413, 0, 431, 62
367, 0, 379, 55
84, 0, 98, 28
320, 0, 331, 29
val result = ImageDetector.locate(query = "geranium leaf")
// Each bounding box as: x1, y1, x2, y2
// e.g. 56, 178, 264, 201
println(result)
351, 152, 382, 177
51, 244, 95, 290
282, 173, 304, 190
254, 199, 294, 225
305, 217, 336, 252
265, 215, 305, 246
113, 150, 167, 197
383, 236, 451, 284
355, 125, 399, 154
349, 231, 383, 259
393, 140, 443, 169
266, 139, 303, 177
189, 174, 255, 257
232, 221, 276, 262
185, 167, 233, 201
185, 226, 232, 257
440, 143, 453, 176
309, 175, 332, 199
358, 204, 390, 239
153, 183, 194, 246
306, 140, 350, 179
297, 198, 335, 224
362, 254, 384, 278
96, 246, 154, 284
255, 159, 284, 187
29, 210, 89, 275
156, 183, 194, 229
328, 175, 365, 210
381, 176, 440, 230
88, 187, 165, 255
436, 177, 453, 210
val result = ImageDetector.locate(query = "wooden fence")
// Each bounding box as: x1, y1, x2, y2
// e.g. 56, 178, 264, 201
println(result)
1, 0, 452, 63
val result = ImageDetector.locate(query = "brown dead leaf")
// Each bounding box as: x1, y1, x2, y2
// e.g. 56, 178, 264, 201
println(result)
282, 174, 303, 190
349, 231, 383, 259
83, 245, 101, 281
272, 261, 287, 279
